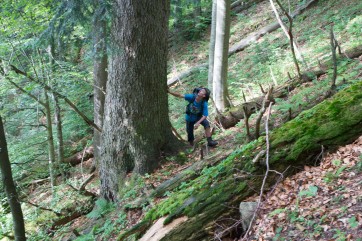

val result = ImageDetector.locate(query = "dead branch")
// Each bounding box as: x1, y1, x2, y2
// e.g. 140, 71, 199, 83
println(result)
241, 102, 273, 240
67, 182, 97, 198
330, 24, 337, 89
171, 125, 185, 141
255, 87, 273, 139
23, 200, 62, 216
79, 173, 96, 191
64, 147, 94, 166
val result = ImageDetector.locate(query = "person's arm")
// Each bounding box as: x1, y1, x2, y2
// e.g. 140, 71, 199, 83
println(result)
194, 115, 207, 129
167, 89, 184, 98
194, 101, 208, 129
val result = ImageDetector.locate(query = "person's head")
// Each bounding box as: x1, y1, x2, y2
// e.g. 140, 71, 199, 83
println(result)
197, 88, 207, 99
193, 87, 210, 101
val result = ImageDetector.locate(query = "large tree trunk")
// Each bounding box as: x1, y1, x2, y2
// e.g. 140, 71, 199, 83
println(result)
0, 116, 26, 241
92, 0, 108, 171
213, 0, 231, 111
139, 81, 362, 241
100, 0, 182, 201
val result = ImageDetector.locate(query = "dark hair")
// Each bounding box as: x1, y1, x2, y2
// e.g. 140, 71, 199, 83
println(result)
193, 87, 210, 102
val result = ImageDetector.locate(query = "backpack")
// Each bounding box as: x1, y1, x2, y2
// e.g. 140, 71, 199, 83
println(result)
185, 87, 210, 116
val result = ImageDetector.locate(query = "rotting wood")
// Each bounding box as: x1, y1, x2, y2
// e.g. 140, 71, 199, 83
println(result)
63, 146, 94, 166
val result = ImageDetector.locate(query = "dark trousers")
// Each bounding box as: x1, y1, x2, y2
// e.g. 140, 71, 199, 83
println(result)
186, 119, 210, 142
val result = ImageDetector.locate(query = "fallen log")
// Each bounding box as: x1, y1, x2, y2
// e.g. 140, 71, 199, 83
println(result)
167, 0, 318, 87
231, 0, 266, 14
121, 81, 362, 240
63, 146, 94, 166
151, 150, 233, 198
230, 0, 318, 55
217, 46, 362, 129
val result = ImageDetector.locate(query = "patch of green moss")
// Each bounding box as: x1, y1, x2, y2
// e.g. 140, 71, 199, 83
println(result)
271, 81, 362, 162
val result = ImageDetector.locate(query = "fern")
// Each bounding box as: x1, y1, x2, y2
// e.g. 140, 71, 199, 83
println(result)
86, 198, 116, 219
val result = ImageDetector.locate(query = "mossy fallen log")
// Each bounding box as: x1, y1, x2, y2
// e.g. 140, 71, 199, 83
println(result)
134, 81, 362, 240
151, 150, 232, 198
218, 45, 362, 129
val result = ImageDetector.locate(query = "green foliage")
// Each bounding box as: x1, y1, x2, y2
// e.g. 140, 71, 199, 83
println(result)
86, 198, 116, 219
299, 185, 318, 197
268, 208, 287, 217
348, 216, 358, 229
333, 229, 347, 241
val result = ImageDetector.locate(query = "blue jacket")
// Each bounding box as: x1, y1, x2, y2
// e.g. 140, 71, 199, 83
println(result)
184, 94, 208, 122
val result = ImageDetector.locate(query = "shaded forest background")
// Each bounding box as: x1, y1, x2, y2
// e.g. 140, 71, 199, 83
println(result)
0, 0, 361, 240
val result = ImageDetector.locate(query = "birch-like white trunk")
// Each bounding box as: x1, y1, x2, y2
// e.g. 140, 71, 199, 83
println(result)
213, 0, 231, 112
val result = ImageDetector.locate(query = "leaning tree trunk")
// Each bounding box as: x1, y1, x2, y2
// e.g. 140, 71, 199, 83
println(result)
92, 0, 108, 171
0, 116, 26, 241
100, 0, 182, 201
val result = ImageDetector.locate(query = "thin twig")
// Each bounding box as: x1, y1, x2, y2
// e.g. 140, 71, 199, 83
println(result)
241, 102, 273, 240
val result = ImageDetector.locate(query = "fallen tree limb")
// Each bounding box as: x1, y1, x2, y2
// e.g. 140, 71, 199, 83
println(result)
23, 200, 62, 216
167, 0, 318, 87
63, 146, 94, 166
123, 81, 362, 240
167, 63, 208, 86
217, 46, 362, 129
230, 0, 318, 55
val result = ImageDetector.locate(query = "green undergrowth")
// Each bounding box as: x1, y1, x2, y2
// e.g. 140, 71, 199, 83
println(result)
144, 81, 362, 227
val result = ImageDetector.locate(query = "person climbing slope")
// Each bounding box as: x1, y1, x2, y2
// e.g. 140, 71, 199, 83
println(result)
168, 87, 218, 147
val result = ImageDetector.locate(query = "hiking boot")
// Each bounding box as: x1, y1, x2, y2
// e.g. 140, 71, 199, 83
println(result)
207, 137, 218, 147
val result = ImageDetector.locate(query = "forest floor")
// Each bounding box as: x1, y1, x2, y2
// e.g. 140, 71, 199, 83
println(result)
19, 0, 361, 239
61, 131, 362, 241
244, 135, 362, 241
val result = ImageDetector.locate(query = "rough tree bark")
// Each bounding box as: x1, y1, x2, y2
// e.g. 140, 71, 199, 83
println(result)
100, 0, 182, 201
0, 116, 26, 241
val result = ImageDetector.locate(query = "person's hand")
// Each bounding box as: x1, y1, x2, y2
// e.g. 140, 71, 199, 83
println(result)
194, 123, 200, 129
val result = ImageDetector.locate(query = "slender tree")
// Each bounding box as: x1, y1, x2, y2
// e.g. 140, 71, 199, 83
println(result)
213, 0, 231, 112
208, 0, 217, 90
44, 89, 57, 188
100, 0, 182, 201
92, 0, 108, 171
0, 116, 26, 241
